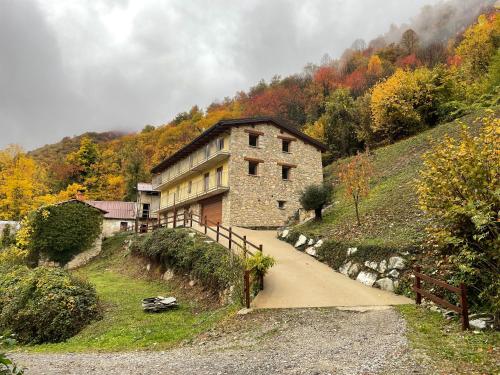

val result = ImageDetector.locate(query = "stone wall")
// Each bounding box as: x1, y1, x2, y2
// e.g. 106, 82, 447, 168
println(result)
102, 219, 135, 237
227, 123, 323, 228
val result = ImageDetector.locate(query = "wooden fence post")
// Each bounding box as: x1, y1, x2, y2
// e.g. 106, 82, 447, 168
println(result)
216, 222, 220, 242
243, 235, 247, 258
460, 283, 470, 330
415, 266, 422, 305
228, 227, 232, 250
190, 213, 193, 228
259, 244, 263, 253
173, 210, 177, 228
204, 216, 208, 234
244, 270, 250, 309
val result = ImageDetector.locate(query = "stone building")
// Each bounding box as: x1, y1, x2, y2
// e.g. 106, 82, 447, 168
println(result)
151, 117, 326, 228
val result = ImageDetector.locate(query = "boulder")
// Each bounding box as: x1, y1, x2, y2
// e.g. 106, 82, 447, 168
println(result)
314, 239, 323, 248
347, 263, 360, 277
146, 263, 151, 272
470, 319, 487, 330
356, 271, 378, 286
378, 260, 387, 273
388, 256, 406, 270
295, 234, 308, 248
364, 261, 378, 271
388, 269, 400, 278
339, 261, 352, 276
308, 238, 315, 246
376, 278, 394, 292
281, 229, 289, 238
347, 247, 358, 256
162, 269, 174, 281
305, 246, 317, 257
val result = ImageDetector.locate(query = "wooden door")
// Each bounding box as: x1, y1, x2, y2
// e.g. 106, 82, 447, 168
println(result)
200, 196, 222, 225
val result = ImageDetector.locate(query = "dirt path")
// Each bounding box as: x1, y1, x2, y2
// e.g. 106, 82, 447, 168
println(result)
13, 307, 432, 375
203, 226, 412, 308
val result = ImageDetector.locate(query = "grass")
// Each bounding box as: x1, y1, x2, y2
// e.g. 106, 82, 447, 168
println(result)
20, 233, 236, 353
398, 305, 500, 374
297, 109, 498, 249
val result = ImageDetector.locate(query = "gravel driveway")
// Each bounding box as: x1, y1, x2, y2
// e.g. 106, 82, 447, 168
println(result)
13, 307, 432, 375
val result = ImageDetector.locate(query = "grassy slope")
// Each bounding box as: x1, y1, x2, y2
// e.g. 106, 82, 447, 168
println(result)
298, 110, 495, 249
26, 233, 235, 353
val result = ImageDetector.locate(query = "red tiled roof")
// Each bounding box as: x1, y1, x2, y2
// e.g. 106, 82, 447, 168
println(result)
86, 201, 136, 220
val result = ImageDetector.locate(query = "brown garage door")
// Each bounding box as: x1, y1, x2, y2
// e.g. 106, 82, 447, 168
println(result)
200, 196, 222, 225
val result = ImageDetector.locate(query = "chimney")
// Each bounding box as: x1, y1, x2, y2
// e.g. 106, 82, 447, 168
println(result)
75, 190, 85, 201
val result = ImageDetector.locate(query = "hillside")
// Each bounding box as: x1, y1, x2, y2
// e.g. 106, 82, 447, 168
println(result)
296, 108, 498, 250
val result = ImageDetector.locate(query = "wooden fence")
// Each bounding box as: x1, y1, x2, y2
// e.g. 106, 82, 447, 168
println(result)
413, 266, 469, 330
134, 211, 264, 308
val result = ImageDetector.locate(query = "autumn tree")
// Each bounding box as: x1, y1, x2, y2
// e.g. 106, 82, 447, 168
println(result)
400, 29, 419, 55
417, 114, 500, 318
339, 152, 373, 225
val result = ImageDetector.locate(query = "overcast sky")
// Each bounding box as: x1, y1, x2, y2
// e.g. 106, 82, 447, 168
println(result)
0, 0, 441, 150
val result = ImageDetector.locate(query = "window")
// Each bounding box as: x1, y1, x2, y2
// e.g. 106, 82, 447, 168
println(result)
282, 139, 290, 152
204, 172, 210, 191
205, 144, 210, 159
277, 200, 286, 209
120, 222, 128, 231
249, 133, 259, 147
216, 137, 224, 151
248, 161, 258, 176
282, 166, 291, 180
216, 167, 223, 186
142, 203, 150, 218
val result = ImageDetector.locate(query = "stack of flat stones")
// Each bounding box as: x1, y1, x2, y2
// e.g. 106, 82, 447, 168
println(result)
142, 296, 178, 312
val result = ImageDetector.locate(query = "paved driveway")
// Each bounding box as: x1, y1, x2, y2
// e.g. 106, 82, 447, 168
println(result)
230, 228, 412, 308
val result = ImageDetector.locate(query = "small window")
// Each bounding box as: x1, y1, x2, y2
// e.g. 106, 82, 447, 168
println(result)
142, 203, 150, 218
120, 222, 128, 231
248, 161, 258, 176
217, 138, 224, 151
282, 166, 291, 180
277, 200, 286, 209
216, 167, 223, 186
282, 140, 290, 152
249, 134, 259, 147
203, 173, 210, 191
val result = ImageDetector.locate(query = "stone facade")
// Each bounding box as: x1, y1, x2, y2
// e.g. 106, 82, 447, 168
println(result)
226, 123, 323, 227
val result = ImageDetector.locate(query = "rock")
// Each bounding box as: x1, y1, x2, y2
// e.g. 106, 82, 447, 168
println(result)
347, 263, 360, 277
146, 263, 151, 271
314, 239, 323, 248
388, 256, 406, 270
162, 269, 174, 281
305, 246, 317, 257
356, 271, 378, 286
188, 232, 195, 238
378, 260, 387, 273
281, 229, 289, 238
142, 296, 178, 312
294, 234, 307, 248
308, 238, 315, 246
376, 278, 394, 292
347, 247, 358, 256
189, 280, 197, 287
339, 261, 352, 276
469, 319, 487, 330
364, 261, 378, 271
237, 308, 253, 315
204, 240, 214, 244
388, 269, 400, 278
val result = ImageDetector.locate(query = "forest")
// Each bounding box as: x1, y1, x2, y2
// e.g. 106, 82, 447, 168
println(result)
0, 0, 498, 221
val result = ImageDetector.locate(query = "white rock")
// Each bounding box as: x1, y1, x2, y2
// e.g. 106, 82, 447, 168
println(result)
347, 247, 358, 256
388, 269, 400, 278
356, 271, 378, 286
348, 263, 360, 277
364, 261, 378, 271
378, 260, 387, 273
388, 256, 406, 270
314, 239, 323, 248
162, 269, 174, 281
339, 261, 352, 276
305, 246, 317, 257
308, 238, 315, 246
469, 319, 487, 330
188, 232, 195, 238
376, 278, 395, 292
295, 234, 307, 248
189, 280, 197, 287
146, 263, 151, 271
281, 229, 289, 238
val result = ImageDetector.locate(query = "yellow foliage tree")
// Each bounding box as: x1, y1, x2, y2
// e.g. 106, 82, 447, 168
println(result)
367, 55, 382, 76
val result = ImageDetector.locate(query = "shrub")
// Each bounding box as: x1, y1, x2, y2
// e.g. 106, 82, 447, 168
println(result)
27, 202, 103, 265
418, 114, 499, 318
0, 247, 28, 269
0, 335, 25, 375
245, 252, 276, 294
0, 266, 100, 344
131, 228, 244, 295
299, 183, 333, 220
0, 225, 15, 249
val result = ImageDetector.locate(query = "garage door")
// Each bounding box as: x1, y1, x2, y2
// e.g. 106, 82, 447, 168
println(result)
200, 196, 222, 225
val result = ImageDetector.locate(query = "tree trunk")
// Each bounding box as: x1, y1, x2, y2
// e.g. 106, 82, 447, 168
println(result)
354, 199, 361, 225
314, 206, 323, 221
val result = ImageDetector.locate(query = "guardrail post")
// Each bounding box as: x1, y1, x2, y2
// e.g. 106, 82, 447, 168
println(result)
460, 283, 469, 330
216, 222, 220, 242
173, 210, 177, 228
243, 235, 247, 258
414, 266, 422, 305
244, 270, 250, 309
259, 244, 263, 253
183, 212, 187, 227
228, 227, 232, 250
190, 213, 193, 228
204, 216, 208, 234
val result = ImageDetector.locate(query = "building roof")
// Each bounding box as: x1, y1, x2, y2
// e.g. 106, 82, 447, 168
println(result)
86, 201, 136, 220
151, 117, 327, 174
137, 182, 157, 192
53, 199, 109, 214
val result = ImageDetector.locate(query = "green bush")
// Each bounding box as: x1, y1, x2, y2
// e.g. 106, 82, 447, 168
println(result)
131, 228, 244, 294
0, 266, 100, 344
0, 335, 24, 375
246, 252, 276, 295
0, 247, 28, 269
299, 184, 333, 220
0, 225, 15, 249
27, 202, 103, 265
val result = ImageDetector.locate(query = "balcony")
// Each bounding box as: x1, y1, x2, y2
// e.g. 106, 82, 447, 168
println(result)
156, 170, 229, 213
152, 148, 230, 190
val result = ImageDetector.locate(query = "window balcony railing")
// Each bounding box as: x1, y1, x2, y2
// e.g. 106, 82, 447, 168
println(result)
152, 146, 230, 190
157, 170, 229, 212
